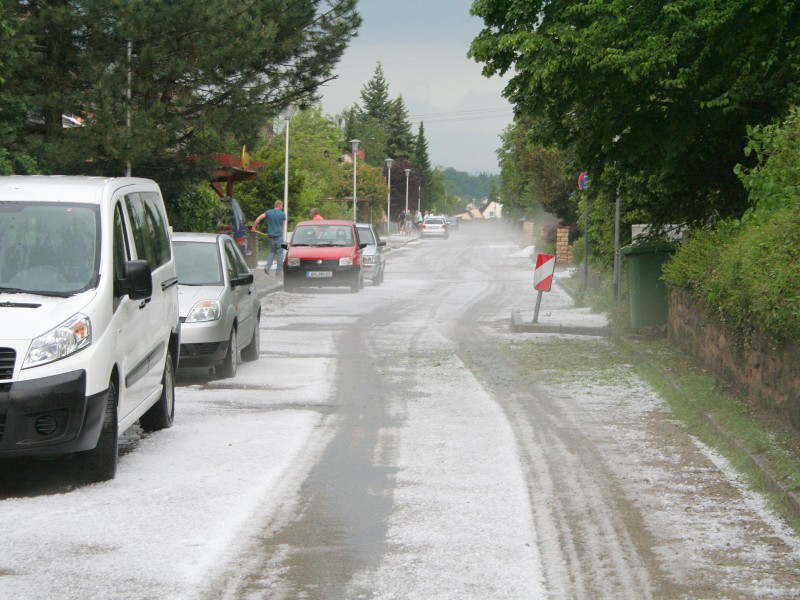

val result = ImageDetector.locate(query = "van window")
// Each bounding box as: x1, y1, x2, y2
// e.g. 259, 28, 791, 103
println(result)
113, 202, 131, 284
0, 202, 99, 296
125, 192, 171, 270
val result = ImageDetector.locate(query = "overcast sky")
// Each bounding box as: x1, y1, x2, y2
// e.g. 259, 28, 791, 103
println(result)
317, 0, 513, 175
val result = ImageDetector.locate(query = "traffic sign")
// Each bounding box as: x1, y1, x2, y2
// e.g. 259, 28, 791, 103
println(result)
533, 253, 556, 292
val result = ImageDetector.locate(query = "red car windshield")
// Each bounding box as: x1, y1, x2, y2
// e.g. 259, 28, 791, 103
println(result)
292, 225, 354, 246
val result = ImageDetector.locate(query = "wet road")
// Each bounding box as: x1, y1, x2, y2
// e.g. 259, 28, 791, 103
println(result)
203, 224, 800, 599
2, 224, 800, 599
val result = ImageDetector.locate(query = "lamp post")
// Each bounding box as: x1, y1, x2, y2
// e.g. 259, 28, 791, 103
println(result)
283, 105, 292, 240
404, 168, 411, 215
350, 139, 360, 222
385, 158, 394, 235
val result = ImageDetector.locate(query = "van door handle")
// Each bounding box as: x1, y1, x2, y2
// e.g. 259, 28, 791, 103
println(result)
138, 298, 151, 309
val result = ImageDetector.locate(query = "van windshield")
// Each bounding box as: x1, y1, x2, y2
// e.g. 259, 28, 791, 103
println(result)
0, 202, 100, 296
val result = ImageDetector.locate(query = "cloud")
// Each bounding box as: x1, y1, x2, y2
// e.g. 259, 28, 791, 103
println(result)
318, 0, 512, 175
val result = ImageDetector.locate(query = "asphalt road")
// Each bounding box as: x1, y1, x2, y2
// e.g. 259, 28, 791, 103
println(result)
1, 223, 799, 599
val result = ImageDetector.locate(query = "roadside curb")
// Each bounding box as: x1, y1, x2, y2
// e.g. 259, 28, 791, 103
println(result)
510, 310, 611, 336
703, 412, 800, 520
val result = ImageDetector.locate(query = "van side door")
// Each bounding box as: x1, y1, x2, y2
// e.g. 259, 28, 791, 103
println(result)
118, 191, 177, 419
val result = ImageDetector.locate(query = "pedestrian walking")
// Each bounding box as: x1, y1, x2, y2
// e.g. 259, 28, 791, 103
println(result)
252, 200, 287, 276
404, 209, 413, 236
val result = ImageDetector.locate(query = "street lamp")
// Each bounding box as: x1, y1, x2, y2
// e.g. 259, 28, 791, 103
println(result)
385, 158, 394, 236
283, 105, 292, 240
350, 139, 360, 222
404, 168, 411, 215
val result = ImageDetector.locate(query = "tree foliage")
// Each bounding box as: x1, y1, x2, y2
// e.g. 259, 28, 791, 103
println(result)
469, 0, 800, 228
1, 0, 361, 197
663, 107, 800, 344
497, 118, 576, 224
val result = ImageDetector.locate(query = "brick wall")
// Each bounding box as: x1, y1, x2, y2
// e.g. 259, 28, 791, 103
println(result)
556, 226, 572, 265
668, 288, 800, 428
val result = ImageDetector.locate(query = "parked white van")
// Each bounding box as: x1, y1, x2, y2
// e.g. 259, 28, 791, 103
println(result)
0, 176, 180, 482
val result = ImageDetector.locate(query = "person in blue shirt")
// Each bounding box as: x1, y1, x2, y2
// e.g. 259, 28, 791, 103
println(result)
252, 200, 287, 276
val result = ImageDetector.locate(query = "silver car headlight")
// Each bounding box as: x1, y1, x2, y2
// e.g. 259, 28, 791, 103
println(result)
362, 255, 377, 265
339, 257, 354, 266
24, 313, 91, 368
186, 299, 221, 323
287, 257, 301, 267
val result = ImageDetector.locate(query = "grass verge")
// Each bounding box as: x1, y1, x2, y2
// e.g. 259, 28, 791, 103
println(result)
564, 272, 800, 533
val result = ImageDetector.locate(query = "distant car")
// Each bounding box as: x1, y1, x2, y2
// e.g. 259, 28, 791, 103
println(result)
446, 216, 460, 230
282, 220, 366, 293
420, 216, 449, 239
172, 232, 260, 378
356, 223, 386, 285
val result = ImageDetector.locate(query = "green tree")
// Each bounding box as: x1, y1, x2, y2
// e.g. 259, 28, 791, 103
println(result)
469, 0, 800, 228
1, 0, 361, 197
411, 121, 432, 176
385, 95, 414, 159
359, 62, 391, 124
497, 118, 576, 224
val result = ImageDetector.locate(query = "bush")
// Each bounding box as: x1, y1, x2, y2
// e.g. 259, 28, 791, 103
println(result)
168, 184, 226, 233
663, 108, 800, 344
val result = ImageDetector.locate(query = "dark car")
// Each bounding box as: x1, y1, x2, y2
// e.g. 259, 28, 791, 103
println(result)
446, 216, 460, 230
282, 220, 367, 293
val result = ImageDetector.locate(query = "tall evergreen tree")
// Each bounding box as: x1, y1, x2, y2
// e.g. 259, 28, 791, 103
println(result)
1, 0, 361, 194
411, 121, 432, 176
385, 95, 413, 159
359, 62, 391, 123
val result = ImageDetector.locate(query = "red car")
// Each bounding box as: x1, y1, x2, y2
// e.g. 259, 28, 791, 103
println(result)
281, 220, 367, 293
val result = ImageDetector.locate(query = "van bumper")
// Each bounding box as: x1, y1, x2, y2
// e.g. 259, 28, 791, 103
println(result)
0, 370, 107, 456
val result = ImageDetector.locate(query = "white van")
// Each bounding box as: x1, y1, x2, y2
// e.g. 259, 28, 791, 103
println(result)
0, 176, 180, 482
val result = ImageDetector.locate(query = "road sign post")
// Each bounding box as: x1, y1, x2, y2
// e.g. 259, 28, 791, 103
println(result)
532, 253, 556, 323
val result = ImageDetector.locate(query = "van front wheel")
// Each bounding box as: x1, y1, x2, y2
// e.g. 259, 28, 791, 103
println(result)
78, 380, 118, 483
140, 350, 176, 432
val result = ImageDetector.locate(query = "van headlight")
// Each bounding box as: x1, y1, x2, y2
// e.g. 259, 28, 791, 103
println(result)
186, 299, 220, 323
287, 257, 301, 267
24, 313, 91, 368
339, 257, 354, 266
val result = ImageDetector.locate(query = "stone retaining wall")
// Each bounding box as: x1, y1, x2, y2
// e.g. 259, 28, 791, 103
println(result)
668, 288, 800, 428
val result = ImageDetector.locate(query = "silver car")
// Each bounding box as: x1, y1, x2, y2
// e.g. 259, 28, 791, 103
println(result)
172, 232, 261, 378
356, 223, 386, 285
420, 216, 449, 239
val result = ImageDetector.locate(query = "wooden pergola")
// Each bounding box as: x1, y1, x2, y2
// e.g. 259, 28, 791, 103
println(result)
208, 153, 265, 198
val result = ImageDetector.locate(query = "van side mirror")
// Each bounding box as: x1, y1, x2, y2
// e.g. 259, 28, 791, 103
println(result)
378, 241, 386, 247
358, 243, 368, 250
280, 243, 288, 250
116, 260, 153, 300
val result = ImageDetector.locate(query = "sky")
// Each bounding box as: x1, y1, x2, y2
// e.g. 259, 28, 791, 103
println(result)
317, 0, 514, 175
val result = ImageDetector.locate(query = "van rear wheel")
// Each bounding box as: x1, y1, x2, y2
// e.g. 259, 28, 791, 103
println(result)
140, 349, 176, 432
78, 380, 118, 483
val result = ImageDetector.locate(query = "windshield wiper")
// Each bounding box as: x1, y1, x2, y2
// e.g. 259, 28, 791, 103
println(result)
0, 287, 72, 298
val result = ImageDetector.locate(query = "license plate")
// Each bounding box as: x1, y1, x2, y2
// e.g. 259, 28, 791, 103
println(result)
306, 271, 332, 278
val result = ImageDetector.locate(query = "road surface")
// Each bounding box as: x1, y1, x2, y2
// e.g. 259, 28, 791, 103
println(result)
1, 223, 799, 599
